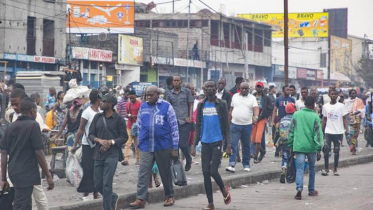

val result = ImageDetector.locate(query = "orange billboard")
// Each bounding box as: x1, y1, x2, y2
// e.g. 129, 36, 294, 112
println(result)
66, 0, 134, 34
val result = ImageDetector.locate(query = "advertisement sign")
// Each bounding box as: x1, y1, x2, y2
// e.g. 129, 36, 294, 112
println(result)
131, 82, 157, 96
118, 35, 143, 65
316, 70, 324, 80
297, 68, 307, 79
306, 69, 316, 80
72, 47, 112, 62
174, 58, 206, 68
2, 53, 56, 64
66, 0, 134, 34
237, 13, 329, 38
330, 36, 352, 74
151, 56, 174, 66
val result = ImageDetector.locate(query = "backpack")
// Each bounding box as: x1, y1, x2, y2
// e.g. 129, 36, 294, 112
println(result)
277, 115, 292, 146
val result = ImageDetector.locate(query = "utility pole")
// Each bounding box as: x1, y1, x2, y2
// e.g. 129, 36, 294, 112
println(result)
284, 0, 289, 86
68, 8, 72, 69
186, 0, 191, 83
172, 0, 175, 13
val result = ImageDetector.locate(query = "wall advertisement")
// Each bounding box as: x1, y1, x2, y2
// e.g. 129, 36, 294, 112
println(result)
66, 0, 134, 34
118, 35, 143, 65
237, 12, 329, 38
71, 47, 113, 62
330, 36, 352, 74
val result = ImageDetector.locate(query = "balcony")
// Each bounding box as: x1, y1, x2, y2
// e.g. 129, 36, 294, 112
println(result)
179, 50, 210, 61
210, 39, 224, 47
27, 37, 36, 55
43, 39, 54, 57
254, 45, 263, 53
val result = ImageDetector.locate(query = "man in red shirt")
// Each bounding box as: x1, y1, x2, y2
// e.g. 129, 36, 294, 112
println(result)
122, 90, 142, 166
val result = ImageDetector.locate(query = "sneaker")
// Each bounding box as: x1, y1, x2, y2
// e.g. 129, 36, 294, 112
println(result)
225, 166, 235, 173
129, 199, 145, 209
163, 197, 175, 207
121, 160, 129, 166
295, 191, 302, 200
111, 193, 119, 210
243, 167, 251, 172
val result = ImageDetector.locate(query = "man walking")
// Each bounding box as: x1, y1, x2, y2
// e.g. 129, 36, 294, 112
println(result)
130, 86, 179, 209
321, 88, 348, 176
288, 96, 323, 200
165, 76, 194, 171
272, 86, 295, 157
193, 80, 232, 210
122, 90, 141, 166
251, 81, 273, 163
1, 97, 54, 210
216, 78, 232, 109
226, 82, 259, 172
296, 87, 309, 111
89, 93, 128, 210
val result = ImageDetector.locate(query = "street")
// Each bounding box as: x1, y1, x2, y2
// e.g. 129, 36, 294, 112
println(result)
145, 162, 373, 210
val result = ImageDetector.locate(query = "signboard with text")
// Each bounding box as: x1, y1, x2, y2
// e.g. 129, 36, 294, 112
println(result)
66, 0, 134, 34
72, 47, 112, 62
297, 68, 308, 79
237, 12, 329, 38
118, 35, 143, 65
2, 53, 56, 64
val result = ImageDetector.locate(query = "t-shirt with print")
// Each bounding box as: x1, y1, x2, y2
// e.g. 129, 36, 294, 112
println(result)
231, 93, 258, 125
81, 106, 99, 145
256, 96, 262, 114
322, 102, 348, 134
276, 96, 295, 121
201, 101, 223, 143
126, 100, 141, 129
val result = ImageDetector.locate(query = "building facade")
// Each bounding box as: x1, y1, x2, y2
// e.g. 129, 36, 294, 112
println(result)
0, 0, 67, 78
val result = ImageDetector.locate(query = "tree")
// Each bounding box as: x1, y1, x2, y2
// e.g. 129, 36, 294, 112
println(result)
355, 58, 373, 87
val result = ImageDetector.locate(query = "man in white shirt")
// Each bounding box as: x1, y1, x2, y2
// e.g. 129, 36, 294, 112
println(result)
226, 82, 259, 173
295, 87, 309, 111
321, 88, 348, 176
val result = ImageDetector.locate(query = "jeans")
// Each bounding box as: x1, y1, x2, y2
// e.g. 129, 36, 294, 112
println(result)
324, 134, 342, 169
202, 141, 225, 203
282, 150, 290, 168
137, 149, 174, 200
94, 157, 119, 210
229, 123, 252, 168
295, 153, 316, 193
178, 123, 192, 164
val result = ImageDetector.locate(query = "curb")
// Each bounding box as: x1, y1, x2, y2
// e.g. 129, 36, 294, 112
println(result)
50, 153, 373, 210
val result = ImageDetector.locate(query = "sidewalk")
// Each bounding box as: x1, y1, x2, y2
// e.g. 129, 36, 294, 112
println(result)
45, 137, 373, 210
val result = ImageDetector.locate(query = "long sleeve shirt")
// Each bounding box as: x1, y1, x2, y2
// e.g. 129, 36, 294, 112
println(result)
89, 112, 128, 160
137, 98, 179, 152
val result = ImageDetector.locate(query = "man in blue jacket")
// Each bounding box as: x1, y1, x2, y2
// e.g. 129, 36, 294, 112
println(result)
130, 86, 179, 209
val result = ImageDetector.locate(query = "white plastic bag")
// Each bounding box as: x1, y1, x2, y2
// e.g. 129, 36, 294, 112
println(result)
63, 79, 90, 103
65, 152, 83, 187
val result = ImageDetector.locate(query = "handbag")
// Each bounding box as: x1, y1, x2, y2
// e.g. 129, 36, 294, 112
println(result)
171, 159, 187, 186
129, 103, 138, 137
102, 115, 125, 162
286, 153, 296, 183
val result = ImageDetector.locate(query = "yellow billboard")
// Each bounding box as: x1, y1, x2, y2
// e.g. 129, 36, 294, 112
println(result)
237, 13, 329, 38
330, 36, 352, 74
118, 35, 143, 65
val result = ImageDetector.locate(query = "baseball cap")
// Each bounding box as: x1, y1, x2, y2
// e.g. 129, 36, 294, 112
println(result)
99, 93, 117, 106
255, 81, 264, 87
285, 102, 296, 114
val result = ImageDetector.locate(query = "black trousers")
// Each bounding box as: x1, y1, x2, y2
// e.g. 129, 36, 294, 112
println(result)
324, 134, 342, 169
14, 186, 34, 210
78, 145, 97, 193
178, 123, 192, 163
202, 141, 225, 203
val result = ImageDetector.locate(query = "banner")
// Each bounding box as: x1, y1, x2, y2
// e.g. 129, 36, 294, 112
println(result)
118, 35, 143, 65
237, 13, 329, 38
66, 0, 134, 34
71, 47, 112, 62
330, 36, 352, 74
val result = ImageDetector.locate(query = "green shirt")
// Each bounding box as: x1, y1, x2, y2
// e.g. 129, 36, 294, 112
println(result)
288, 108, 324, 153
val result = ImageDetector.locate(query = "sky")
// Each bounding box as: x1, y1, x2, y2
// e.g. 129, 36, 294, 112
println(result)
137, 0, 373, 38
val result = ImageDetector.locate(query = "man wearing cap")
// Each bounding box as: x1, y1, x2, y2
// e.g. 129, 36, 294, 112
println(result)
89, 93, 128, 210
251, 81, 273, 163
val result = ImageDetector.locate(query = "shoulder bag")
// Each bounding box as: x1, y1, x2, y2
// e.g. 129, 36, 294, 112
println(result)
102, 115, 125, 162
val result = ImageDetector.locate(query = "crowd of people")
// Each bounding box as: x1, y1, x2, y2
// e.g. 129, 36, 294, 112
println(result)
0, 76, 371, 210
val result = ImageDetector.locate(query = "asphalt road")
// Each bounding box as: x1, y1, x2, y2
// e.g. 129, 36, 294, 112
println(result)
145, 162, 373, 210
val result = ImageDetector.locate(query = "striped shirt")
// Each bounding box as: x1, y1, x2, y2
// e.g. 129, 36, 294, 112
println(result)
117, 98, 128, 119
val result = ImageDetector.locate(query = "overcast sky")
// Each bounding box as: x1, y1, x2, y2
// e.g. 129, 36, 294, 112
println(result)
138, 0, 373, 38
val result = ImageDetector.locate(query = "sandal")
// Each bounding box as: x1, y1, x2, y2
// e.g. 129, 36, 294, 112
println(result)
308, 190, 319, 196
223, 186, 231, 205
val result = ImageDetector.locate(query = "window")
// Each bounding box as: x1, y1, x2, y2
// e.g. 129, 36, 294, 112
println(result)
140, 74, 148, 82
320, 53, 327, 68
27, 16, 36, 55
42, 19, 54, 56
264, 30, 271, 47
83, 60, 89, 69
91, 61, 98, 69
254, 29, 263, 46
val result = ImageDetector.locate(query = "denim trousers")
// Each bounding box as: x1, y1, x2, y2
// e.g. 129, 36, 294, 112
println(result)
324, 134, 342, 169
295, 153, 316, 193
94, 157, 118, 210
229, 123, 252, 168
